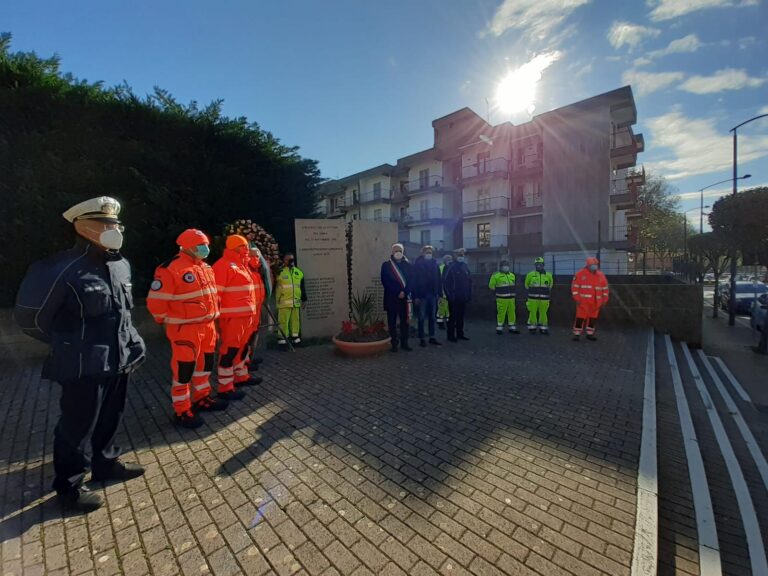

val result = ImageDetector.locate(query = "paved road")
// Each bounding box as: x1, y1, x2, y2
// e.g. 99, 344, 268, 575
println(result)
0, 322, 647, 576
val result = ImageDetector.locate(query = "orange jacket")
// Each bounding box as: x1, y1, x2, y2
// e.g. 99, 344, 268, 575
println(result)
247, 257, 267, 308
571, 268, 610, 307
212, 249, 257, 318
147, 252, 219, 325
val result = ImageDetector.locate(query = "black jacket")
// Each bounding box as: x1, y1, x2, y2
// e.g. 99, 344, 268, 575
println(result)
443, 261, 473, 303
14, 238, 146, 383
380, 257, 412, 311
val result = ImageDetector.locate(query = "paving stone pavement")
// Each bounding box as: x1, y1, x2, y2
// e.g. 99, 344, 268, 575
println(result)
0, 320, 647, 576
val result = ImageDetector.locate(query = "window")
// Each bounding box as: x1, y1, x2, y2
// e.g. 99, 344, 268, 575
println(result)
515, 185, 525, 208
420, 199, 430, 220
478, 223, 491, 247
477, 151, 490, 174
373, 182, 381, 200
373, 208, 382, 222
419, 169, 429, 190
517, 147, 525, 166
400, 206, 408, 220
420, 230, 431, 246
533, 182, 542, 206
330, 197, 339, 213
477, 188, 491, 211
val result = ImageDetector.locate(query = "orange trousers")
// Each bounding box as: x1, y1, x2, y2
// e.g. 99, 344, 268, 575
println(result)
218, 316, 255, 392
573, 303, 602, 335
166, 322, 217, 415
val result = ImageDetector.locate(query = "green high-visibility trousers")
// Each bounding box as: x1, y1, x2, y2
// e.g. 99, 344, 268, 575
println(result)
526, 299, 550, 327
496, 298, 516, 327
278, 307, 301, 340
437, 297, 450, 322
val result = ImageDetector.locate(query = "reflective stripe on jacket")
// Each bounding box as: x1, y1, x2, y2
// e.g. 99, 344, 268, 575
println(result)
488, 271, 516, 299
213, 249, 257, 318
147, 252, 219, 325
525, 270, 554, 300
276, 266, 306, 308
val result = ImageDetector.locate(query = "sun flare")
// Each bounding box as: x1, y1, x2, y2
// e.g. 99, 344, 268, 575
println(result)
495, 51, 561, 115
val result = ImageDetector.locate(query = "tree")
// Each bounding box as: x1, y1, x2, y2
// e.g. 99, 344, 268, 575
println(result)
634, 172, 687, 266
689, 232, 731, 318
709, 187, 768, 267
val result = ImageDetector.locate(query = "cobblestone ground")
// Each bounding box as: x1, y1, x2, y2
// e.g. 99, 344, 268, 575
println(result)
0, 321, 647, 576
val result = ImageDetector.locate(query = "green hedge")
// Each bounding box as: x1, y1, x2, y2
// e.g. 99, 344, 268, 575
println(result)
0, 34, 321, 306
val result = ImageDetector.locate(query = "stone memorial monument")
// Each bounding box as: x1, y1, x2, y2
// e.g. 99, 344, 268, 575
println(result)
351, 220, 398, 314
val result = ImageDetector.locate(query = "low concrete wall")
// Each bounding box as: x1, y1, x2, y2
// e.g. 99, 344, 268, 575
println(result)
466, 274, 703, 345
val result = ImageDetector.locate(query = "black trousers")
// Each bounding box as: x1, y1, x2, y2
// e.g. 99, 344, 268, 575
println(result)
447, 300, 467, 339
387, 299, 409, 348
52, 373, 129, 494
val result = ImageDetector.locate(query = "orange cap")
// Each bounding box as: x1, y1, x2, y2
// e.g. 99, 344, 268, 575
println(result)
176, 229, 210, 249
226, 234, 249, 250
586, 257, 600, 267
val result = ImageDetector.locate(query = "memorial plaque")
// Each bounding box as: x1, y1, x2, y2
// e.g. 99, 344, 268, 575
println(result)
294, 219, 349, 338
351, 220, 398, 317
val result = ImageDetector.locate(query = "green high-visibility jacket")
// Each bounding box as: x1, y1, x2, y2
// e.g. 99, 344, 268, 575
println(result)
525, 270, 554, 300
488, 271, 516, 299
276, 266, 306, 308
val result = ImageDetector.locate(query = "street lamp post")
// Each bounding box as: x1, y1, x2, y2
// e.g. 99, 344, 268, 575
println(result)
698, 174, 751, 235
729, 114, 768, 326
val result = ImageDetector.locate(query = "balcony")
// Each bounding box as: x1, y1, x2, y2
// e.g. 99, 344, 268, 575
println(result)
606, 225, 636, 249
510, 158, 543, 179
360, 188, 394, 204
611, 127, 643, 169
463, 196, 510, 218
327, 196, 347, 218
610, 167, 644, 208
402, 207, 448, 226
402, 175, 453, 195
510, 194, 543, 215
461, 157, 509, 183
508, 232, 542, 254
369, 214, 400, 223
464, 235, 508, 251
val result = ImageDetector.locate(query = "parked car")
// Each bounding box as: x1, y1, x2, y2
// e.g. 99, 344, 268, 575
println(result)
750, 293, 768, 332
720, 281, 768, 314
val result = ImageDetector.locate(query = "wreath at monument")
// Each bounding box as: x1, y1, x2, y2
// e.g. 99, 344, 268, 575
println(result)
224, 219, 280, 266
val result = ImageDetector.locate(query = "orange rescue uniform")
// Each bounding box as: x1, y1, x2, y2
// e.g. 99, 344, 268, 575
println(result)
147, 252, 219, 415
212, 249, 258, 390
571, 263, 610, 337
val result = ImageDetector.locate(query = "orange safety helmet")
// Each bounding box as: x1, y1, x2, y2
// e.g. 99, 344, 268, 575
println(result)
586, 257, 600, 267
176, 229, 210, 249
225, 234, 249, 250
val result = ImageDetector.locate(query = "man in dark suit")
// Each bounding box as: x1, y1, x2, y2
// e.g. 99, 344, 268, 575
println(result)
380, 243, 413, 352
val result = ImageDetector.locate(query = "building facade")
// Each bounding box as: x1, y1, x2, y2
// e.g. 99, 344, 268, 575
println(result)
318, 86, 644, 275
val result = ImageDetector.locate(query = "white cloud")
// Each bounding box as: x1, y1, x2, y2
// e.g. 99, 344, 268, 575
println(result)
759, 105, 768, 115
647, 0, 759, 22
607, 21, 661, 51
485, 0, 591, 43
635, 34, 702, 66
623, 70, 685, 96
645, 109, 768, 180
680, 68, 766, 94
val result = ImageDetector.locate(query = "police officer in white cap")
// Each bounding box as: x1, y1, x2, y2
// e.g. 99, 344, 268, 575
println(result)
15, 196, 146, 512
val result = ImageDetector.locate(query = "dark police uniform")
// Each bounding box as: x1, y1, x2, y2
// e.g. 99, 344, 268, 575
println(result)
15, 237, 146, 495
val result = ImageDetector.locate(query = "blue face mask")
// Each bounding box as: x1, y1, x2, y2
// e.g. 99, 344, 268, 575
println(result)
589, 264, 598, 272
194, 244, 210, 259
457, 256, 465, 263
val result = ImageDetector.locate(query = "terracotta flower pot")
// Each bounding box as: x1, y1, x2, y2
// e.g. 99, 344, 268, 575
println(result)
332, 336, 392, 357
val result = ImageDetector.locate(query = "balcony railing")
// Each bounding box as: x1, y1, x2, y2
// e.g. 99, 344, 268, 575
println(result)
609, 225, 630, 242
360, 189, 394, 204
327, 197, 347, 215
461, 157, 509, 180
463, 196, 509, 214
402, 175, 444, 194
511, 195, 543, 210
370, 214, 399, 223
464, 235, 508, 250
403, 207, 446, 223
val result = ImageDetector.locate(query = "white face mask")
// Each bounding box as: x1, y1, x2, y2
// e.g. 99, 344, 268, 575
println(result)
424, 253, 433, 260
393, 252, 404, 261
457, 256, 465, 263
99, 228, 124, 250
501, 265, 510, 272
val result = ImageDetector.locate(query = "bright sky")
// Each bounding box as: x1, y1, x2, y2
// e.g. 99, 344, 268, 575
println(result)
3, 0, 767, 224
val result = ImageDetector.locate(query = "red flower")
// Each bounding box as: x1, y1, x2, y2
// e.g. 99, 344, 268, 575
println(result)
341, 321, 354, 334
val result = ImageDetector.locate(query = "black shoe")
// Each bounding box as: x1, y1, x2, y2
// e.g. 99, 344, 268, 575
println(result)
420, 339, 427, 348
92, 461, 145, 483
219, 389, 246, 401
176, 410, 204, 429
510, 328, 520, 334
752, 346, 767, 355
586, 334, 597, 341
235, 376, 263, 387
58, 487, 103, 513
540, 328, 549, 336
572, 334, 581, 341
193, 396, 229, 412
496, 329, 503, 335
429, 338, 441, 346
458, 336, 470, 341
438, 324, 446, 330
448, 337, 457, 343
401, 345, 413, 351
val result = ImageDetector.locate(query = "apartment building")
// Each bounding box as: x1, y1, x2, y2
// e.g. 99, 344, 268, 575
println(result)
318, 86, 644, 274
